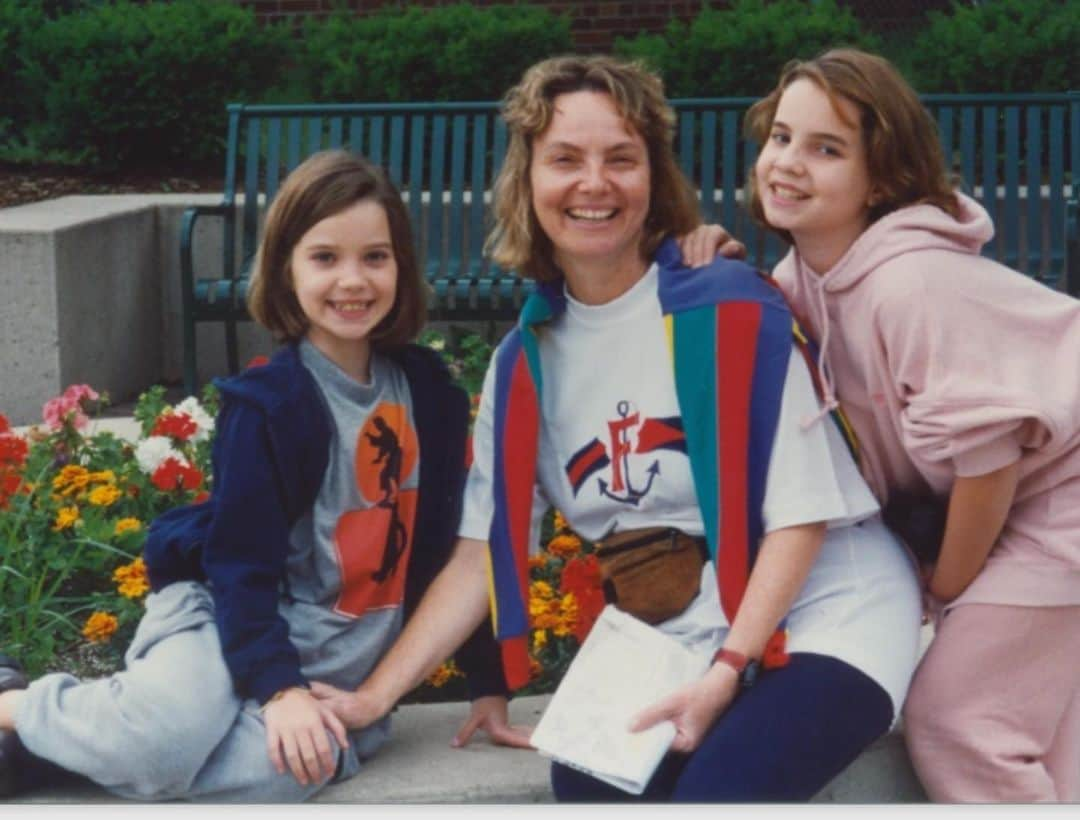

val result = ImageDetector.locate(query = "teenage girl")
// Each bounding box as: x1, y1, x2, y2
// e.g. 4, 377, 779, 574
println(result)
0, 150, 520, 802
682, 48, 1080, 802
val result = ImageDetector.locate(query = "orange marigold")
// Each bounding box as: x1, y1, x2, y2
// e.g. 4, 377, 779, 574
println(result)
546, 533, 582, 559
52, 465, 90, 495
427, 660, 463, 688
552, 510, 569, 533
113, 557, 150, 599
82, 612, 118, 643
87, 484, 122, 507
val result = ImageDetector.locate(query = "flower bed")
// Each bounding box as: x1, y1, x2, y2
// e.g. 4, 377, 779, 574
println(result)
0, 333, 605, 700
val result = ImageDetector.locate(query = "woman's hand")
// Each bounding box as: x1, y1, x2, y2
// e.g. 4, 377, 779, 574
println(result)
677, 224, 746, 268
452, 694, 534, 749
263, 687, 349, 786
309, 680, 391, 731
629, 662, 739, 754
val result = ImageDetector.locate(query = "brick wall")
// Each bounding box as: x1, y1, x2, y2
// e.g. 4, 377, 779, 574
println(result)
231, 1, 954, 53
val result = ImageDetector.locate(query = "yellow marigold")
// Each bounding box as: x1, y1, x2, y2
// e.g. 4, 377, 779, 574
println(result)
527, 554, 547, 571
53, 505, 80, 531
530, 596, 561, 630
553, 510, 569, 533
427, 660, 462, 688
529, 580, 554, 600
82, 611, 118, 643
87, 470, 116, 484
87, 484, 122, 507
546, 533, 582, 559
553, 593, 579, 638
52, 465, 90, 495
532, 629, 548, 653
113, 517, 142, 536
113, 557, 149, 599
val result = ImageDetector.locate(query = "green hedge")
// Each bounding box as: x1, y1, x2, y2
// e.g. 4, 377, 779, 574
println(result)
615, 0, 880, 98
292, 3, 573, 103
0, 0, 46, 138
15, 0, 291, 169
902, 0, 1079, 94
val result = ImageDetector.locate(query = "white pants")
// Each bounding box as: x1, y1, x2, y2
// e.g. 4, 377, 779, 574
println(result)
13, 582, 363, 802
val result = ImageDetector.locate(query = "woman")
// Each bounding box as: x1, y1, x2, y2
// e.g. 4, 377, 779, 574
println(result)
311, 55, 922, 802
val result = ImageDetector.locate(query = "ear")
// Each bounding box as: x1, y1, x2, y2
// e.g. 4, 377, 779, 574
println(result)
867, 187, 882, 208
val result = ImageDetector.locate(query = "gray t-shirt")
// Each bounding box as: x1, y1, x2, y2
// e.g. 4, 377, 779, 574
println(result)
281, 339, 420, 755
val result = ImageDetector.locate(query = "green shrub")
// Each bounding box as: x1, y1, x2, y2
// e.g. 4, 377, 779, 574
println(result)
16, 0, 293, 169
615, 0, 879, 98
902, 0, 1079, 93
0, 0, 46, 136
294, 3, 573, 103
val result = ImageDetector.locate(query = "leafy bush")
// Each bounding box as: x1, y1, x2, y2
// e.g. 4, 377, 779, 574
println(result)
902, 0, 1079, 93
15, 0, 293, 169
293, 3, 573, 103
615, 0, 879, 98
0, 0, 46, 137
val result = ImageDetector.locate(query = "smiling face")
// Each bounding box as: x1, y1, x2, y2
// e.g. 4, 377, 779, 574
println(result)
755, 78, 876, 272
290, 198, 397, 381
529, 90, 651, 303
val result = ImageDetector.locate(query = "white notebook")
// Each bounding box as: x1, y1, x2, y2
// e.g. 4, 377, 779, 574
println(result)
530, 605, 713, 794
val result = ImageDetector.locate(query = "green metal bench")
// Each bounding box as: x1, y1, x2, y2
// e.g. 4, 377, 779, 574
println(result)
181, 93, 1079, 394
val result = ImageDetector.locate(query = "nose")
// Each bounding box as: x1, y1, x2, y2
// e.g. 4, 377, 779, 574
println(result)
337, 259, 369, 289
772, 140, 802, 174
578, 158, 610, 193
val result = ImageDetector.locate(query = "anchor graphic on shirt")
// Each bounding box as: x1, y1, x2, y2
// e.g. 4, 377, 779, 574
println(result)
564, 402, 687, 506
598, 401, 660, 506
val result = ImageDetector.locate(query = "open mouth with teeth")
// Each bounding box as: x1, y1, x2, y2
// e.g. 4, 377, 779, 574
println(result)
769, 183, 809, 202
329, 299, 375, 316
566, 207, 618, 222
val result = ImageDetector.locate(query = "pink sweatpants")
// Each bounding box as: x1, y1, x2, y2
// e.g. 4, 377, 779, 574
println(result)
903, 603, 1080, 802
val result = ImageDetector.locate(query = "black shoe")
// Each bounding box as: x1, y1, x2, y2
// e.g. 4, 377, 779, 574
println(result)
0, 655, 28, 694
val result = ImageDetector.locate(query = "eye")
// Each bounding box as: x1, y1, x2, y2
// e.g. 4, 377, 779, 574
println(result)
365, 249, 392, 264
310, 251, 335, 265
609, 155, 636, 167
816, 143, 842, 157
769, 130, 790, 145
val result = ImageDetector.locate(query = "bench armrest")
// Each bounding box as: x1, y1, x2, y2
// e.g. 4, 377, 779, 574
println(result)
179, 203, 233, 318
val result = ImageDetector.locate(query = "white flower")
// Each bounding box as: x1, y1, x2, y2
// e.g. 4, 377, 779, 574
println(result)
135, 436, 186, 474
174, 397, 215, 443
426, 337, 446, 351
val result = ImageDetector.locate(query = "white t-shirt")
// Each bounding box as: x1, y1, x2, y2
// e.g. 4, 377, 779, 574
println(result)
460, 265, 921, 716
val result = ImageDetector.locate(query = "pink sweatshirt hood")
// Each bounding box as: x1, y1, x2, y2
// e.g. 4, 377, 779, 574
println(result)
773, 193, 1080, 607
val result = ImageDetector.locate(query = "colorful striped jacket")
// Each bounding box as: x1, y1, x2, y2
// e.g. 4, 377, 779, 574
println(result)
484, 237, 853, 688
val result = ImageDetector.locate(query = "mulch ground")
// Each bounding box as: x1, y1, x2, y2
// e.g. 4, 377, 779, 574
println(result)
0, 163, 221, 209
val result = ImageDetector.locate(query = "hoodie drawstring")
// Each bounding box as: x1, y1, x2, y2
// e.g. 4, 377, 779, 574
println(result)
800, 261, 840, 430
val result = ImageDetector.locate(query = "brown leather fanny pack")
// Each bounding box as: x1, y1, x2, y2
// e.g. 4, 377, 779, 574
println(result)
594, 527, 708, 625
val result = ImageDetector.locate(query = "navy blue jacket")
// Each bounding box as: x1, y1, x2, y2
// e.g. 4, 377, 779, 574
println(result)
143, 343, 507, 704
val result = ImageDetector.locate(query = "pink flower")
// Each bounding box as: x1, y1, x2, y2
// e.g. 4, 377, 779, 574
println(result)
42, 384, 100, 431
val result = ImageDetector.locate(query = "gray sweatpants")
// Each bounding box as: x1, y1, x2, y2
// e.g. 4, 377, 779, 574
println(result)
13, 582, 363, 802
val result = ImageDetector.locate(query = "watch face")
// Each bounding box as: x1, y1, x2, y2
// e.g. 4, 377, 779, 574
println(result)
741, 660, 761, 689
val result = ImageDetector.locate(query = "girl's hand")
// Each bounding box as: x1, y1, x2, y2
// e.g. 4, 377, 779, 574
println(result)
629, 662, 739, 754
309, 680, 391, 731
677, 224, 746, 268
263, 687, 349, 786
452, 695, 534, 749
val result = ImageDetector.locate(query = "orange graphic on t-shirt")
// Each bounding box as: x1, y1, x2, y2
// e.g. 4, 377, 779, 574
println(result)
332, 402, 419, 617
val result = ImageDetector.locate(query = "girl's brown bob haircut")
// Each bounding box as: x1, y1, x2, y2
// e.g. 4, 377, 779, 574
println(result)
745, 48, 961, 242
488, 54, 701, 282
247, 149, 426, 347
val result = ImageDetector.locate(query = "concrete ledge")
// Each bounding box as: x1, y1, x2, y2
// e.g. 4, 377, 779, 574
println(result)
9, 693, 926, 804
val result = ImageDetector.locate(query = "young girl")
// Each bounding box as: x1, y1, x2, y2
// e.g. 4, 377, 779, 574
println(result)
0, 150, 515, 802
684, 48, 1080, 802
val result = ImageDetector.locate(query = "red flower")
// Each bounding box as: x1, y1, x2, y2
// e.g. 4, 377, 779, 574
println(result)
151, 457, 203, 492
0, 433, 28, 468
0, 413, 9, 434
246, 355, 270, 369
560, 554, 605, 642
151, 411, 198, 442
193, 491, 211, 504
0, 471, 21, 509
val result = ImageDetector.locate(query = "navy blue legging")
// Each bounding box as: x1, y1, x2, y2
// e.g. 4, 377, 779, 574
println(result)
550, 652, 893, 802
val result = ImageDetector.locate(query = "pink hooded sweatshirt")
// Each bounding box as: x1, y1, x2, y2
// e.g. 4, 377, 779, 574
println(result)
774, 192, 1080, 609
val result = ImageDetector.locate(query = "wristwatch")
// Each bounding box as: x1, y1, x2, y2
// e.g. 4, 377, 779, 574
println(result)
713, 648, 760, 691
